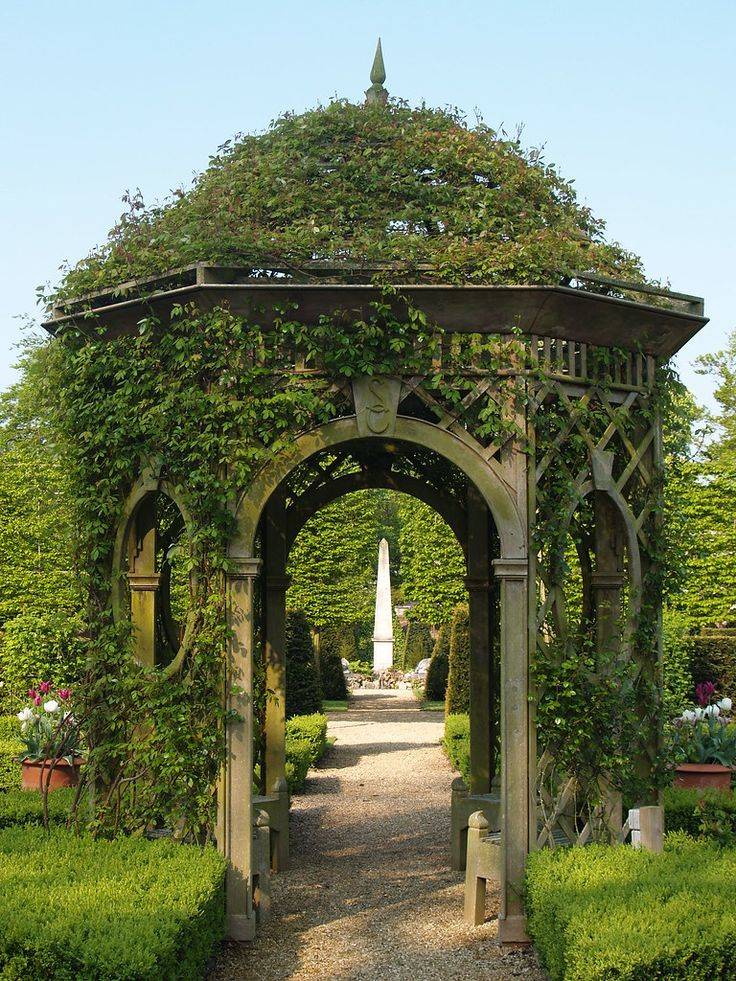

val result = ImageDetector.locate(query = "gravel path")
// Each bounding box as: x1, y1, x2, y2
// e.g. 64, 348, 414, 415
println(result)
213, 689, 544, 980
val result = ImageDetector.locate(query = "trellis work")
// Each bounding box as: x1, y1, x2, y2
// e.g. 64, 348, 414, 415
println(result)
45, 268, 706, 943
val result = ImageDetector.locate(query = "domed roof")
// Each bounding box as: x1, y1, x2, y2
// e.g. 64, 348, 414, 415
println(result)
58, 52, 647, 301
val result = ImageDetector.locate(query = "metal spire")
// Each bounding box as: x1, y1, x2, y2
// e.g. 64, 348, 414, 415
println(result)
365, 38, 388, 105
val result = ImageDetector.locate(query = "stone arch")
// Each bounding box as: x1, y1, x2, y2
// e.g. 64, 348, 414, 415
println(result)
231, 416, 525, 561
222, 413, 532, 943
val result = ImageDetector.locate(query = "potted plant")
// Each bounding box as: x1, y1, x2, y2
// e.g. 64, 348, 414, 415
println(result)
671, 682, 736, 790
16, 683, 82, 791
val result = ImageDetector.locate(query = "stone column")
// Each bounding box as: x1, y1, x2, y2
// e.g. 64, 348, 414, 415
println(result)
221, 556, 261, 942
467, 485, 493, 797
493, 556, 531, 944
127, 493, 158, 668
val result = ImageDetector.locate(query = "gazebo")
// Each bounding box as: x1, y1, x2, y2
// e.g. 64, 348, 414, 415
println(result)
43, 47, 707, 943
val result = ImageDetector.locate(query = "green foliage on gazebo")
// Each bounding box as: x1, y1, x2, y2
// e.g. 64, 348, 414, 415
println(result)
52, 101, 647, 303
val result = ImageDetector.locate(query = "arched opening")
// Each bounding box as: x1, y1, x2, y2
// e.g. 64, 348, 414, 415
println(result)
223, 415, 531, 942
112, 483, 194, 674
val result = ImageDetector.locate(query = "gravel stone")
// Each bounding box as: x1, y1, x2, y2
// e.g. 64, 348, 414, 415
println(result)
212, 688, 545, 980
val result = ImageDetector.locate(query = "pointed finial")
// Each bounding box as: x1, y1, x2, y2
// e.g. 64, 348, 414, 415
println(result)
365, 38, 388, 105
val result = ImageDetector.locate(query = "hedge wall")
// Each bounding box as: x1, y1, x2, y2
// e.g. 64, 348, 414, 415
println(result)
403, 621, 432, 672
0, 826, 226, 979
526, 836, 736, 980
443, 714, 470, 784
284, 713, 328, 793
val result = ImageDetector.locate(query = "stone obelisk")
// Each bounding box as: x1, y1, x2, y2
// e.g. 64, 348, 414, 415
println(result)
372, 538, 394, 672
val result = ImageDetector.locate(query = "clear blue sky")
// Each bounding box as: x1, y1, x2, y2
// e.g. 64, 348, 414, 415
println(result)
1, 0, 733, 407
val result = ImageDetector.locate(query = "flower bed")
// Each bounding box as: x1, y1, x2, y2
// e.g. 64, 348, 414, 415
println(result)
0, 826, 226, 979
526, 835, 736, 980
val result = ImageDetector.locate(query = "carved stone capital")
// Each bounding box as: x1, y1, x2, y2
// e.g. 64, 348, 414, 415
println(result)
127, 573, 160, 592
492, 557, 528, 580
228, 556, 263, 582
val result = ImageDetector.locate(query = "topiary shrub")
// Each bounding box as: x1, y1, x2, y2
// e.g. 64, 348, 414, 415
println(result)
403, 621, 431, 673
0, 611, 86, 712
317, 625, 349, 700
445, 603, 470, 714
425, 623, 450, 701
443, 713, 470, 783
0, 826, 226, 979
526, 836, 736, 981
285, 611, 322, 719
284, 713, 329, 793
690, 633, 736, 699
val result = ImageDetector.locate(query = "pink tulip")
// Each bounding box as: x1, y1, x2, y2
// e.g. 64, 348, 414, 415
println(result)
27, 689, 37, 699
33, 695, 42, 706
58, 689, 71, 701
39, 681, 52, 694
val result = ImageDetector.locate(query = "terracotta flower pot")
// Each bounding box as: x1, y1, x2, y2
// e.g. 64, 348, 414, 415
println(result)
21, 757, 83, 792
674, 763, 733, 791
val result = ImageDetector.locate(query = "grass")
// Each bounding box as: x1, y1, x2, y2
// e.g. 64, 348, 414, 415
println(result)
323, 699, 349, 711
420, 700, 445, 712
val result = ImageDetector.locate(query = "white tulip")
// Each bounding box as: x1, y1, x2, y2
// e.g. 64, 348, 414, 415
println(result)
694, 707, 705, 720
718, 697, 733, 712
681, 710, 697, 722
17, 707, 34, 723
704, 703, 721, 718
43, 700, 59, 714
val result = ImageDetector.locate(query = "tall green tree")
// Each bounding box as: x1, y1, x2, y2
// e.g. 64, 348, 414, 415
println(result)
397, 497, 466, 624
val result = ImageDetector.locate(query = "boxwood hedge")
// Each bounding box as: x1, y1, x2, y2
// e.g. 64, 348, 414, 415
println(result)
0, 826, 226, 980
526, 836, 736, 980
443, 713, 470, 784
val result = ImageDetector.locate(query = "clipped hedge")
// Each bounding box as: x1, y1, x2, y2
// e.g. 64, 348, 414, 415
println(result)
0, 738, 22, 792
285, 610, 322, 718
316, 625, 349, 700
284, 713, 328, 793
443, 713, 470, 784
0, 826, 226, 980
404, 621, 432, 672
526, 836, 736, 981
445, 603, 470, 714
664, 786, 736, 842
0, 611, 86, 712
0, 788, 74, 828
425, 623, 450, 701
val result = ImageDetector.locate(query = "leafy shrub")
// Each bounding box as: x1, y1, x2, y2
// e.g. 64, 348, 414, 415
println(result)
662, 609, 695, 717
317, 626, 349, 700
0, 611, 86, 712
284, 738, 313, 794
0, 788, 75, 828
526, 836, 736, 981
425, 623, 450, 701
445, 603, 470, 714
0, 738, 22, 791
690, 633, 736, 699
284, 713, 328, 794
404, 620, 431, 672
443, 713, 470, 784
0, 825, 226, 979
285, 713, 328, 761
285, 611, 322, 718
